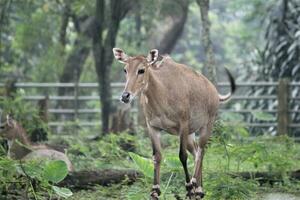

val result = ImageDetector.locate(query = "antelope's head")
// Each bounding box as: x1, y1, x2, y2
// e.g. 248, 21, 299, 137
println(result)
0, 115, 17, 140
113, 48, 159, 104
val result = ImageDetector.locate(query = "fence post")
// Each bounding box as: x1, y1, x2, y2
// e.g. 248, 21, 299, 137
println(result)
74, 69, 79, 121
277, 79, 289, 135
38, 95, 49, 123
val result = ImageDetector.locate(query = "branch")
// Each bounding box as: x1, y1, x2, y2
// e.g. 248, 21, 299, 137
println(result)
59, 1, 71, 48
156, 0, 189, 54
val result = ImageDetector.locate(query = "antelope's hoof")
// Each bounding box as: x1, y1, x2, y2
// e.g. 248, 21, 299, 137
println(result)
195, 191, 205, 199
150, 187, 161, 200
185, 182, 194, 199
150, 191, 159, 200
185, 191, 194, 199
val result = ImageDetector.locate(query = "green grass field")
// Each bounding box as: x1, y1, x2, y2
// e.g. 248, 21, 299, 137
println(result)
64, 128, 300, 200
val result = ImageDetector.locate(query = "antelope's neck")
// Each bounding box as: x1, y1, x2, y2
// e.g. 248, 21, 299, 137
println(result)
8, 125, 33, 159
14, 125, 32, 146
141, 69, 166, 116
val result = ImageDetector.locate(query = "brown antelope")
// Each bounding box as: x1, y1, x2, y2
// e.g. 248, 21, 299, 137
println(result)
0, 115, 73, 171
113, 48, 235, 199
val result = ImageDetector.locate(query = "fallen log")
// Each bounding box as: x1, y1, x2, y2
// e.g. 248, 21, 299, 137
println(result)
59, 169, 141, 190
59, 169, 300, 190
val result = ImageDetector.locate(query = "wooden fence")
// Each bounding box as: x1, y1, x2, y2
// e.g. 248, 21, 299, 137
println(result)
0, 80, 299, 135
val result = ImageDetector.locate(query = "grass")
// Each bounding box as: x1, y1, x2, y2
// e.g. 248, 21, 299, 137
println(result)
57, 128, 300, 200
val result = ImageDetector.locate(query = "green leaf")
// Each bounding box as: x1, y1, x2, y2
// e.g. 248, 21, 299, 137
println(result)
164, 156, 182, 172
52, 186, 73, 198
220, 113, 244, 123
251, 111, 275, 121
17, 162, 44, 180
43, 160, 68, 184
129, 152, 153, 178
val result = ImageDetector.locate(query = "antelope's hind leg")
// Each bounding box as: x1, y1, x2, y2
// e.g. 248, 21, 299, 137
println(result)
178, 123, 196, 199
190, 121, 214, 199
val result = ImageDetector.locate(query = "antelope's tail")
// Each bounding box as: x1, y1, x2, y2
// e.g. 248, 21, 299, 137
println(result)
219, 68, 236, 103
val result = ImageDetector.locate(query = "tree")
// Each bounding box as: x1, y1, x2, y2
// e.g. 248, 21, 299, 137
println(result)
156, 0, 189, 54
0, 0, 12, 71
57, 15, 92, 108
244, 0, 300, 135
196, 0, 217, 84
261, 0, 300, 80
92, 0, 133, 134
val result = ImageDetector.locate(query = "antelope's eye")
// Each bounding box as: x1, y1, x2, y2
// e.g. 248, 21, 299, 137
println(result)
124, 69, 127, 73
138, 69, 145, 74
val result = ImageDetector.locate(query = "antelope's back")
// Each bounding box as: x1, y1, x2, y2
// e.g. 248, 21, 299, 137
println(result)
157, 57, 219, 113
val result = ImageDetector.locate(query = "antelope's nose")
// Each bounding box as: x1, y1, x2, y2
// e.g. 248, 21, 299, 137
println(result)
121, 92, 130, 103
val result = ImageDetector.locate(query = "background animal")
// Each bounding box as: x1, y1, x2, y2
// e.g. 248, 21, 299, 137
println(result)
0, 115, 73, 171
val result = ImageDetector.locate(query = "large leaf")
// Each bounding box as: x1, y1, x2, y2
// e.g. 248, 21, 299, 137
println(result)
251, 111, 275, 121
164, 156, 182, 172
16, 161, 44, 180
52, 186, 73, 198
43, 160, 68, 184
129, 152, 153, 178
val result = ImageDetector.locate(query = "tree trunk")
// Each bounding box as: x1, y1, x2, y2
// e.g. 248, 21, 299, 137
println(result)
92, 0, 106, 133
157, 0, 189, 54
56, 12, 94, 114
93, 0, 132, 134
59, 1, 70, 50
58, 37, 90, 94
30, 96, 49, 142
0, 0, 12, 68
196, 0, 217, 84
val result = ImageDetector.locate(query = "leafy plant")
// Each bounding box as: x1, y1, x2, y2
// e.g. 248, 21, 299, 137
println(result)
129, 152, 153, 179
43, 160, 68, 184
0, 157, 72, 199
206, 172, 257, 200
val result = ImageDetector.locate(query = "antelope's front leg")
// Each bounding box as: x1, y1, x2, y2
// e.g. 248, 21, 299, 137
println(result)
147, 124, 162, 200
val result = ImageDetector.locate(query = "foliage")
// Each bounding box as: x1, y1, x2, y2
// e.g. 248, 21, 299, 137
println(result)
261, 0, 300, 80
0, 111, 299, 199
0, 91, 49, 139
43, 160, 68, 184
0, 156, 72, 199
129, 152, 153, 179
206, 173, 257, 200
1, 0, 300, 199
246, 0, 300, 135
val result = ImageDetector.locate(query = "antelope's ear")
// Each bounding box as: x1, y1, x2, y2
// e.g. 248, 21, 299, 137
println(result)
6, 115, 15, 128
147, 49, 159, 65
113, 48, 129, 64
